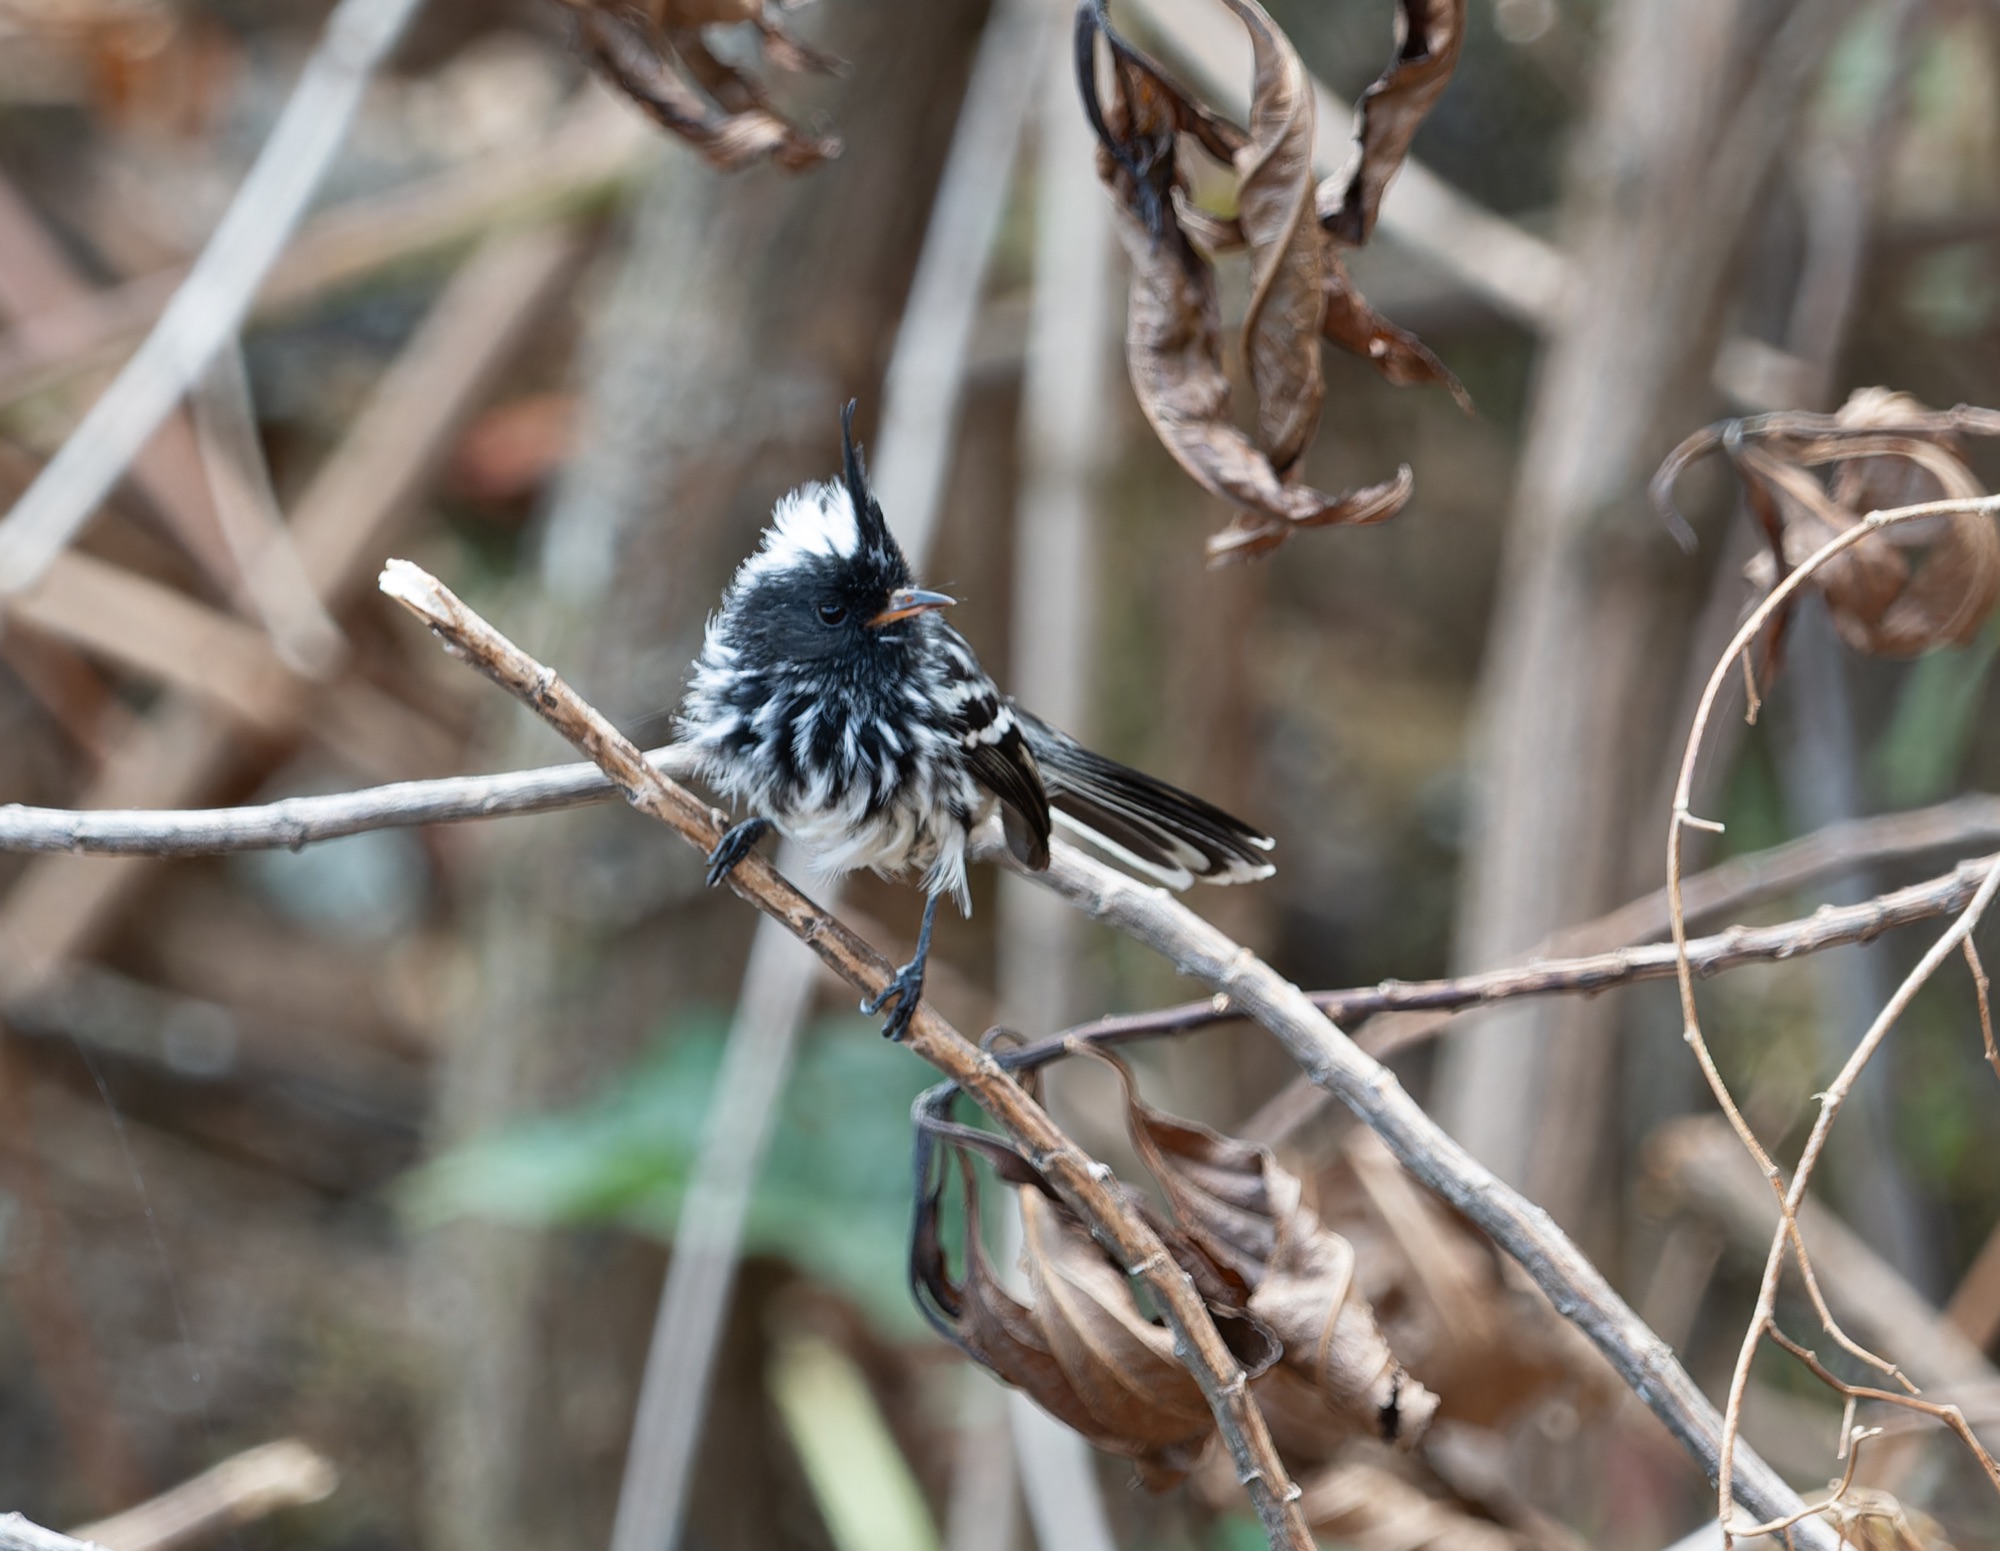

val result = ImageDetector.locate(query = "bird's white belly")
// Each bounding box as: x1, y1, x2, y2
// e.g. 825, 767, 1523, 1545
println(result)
766, 779, 988, 912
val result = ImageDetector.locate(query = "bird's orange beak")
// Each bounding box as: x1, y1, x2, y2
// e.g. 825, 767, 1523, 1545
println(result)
868, 587, 955, 627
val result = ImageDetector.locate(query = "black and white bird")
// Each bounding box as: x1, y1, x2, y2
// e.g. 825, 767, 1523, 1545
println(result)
680, 404, 1274, 1040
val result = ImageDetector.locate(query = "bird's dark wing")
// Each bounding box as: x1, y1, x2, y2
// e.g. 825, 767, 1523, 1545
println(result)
1016, 710, 1275, 889
966, 718, 1052, 872
936, 631, 1051, 870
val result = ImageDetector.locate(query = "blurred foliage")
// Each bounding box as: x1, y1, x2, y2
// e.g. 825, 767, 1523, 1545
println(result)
1873, 614, 2000, 808
400, 1010, 937, 1332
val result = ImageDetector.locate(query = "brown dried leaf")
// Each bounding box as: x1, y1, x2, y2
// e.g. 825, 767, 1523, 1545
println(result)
1079, 3, 1414, 565
567, 1, 839, 172
1019, 1189, 1219, 1486
1661, 390, 2000, 662
909, 1135, 1270, 1489
1324, 254, 1473, 411
1204, 465, 1414, 566
1319, 0, 1468, 246
1222, 0, 1326, 474
912, 1147, 1178, 1468
1102, 1054, 1439, 1452
1333, 1131, 1598, 1430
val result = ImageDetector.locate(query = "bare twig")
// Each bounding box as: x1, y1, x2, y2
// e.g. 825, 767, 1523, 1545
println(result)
975, 854, 1999, 1076
376, 560, 1316, 1551
1970, 936, 1996, 1080
995, 839, 1835, 1548
0, 752, 670, 855
1665, 492, 2000, 1529
70, 1438, 337, 1551
1715, 854, 2000, 1514
1581, 792, 2000, 952
0, 0, 428, 592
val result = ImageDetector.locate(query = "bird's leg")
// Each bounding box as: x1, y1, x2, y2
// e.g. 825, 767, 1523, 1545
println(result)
861, 890, 939, 1042
704, 816, 772, 887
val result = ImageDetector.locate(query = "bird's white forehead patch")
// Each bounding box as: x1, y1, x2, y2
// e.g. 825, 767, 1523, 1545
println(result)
733, 482, 860, 593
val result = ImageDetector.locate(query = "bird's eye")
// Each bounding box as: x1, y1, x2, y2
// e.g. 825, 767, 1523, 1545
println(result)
816, 601, 847, 626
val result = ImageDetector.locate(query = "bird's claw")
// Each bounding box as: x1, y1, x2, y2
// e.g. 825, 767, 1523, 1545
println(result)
862, 961, 925, 1042
704, 817, 771, 888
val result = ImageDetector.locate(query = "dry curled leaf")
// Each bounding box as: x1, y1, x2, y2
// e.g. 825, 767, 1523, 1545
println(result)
1100, 1052, 1438, 1454
911, 1058, 1436, 1484
1323, 254, 1472, 411
1325, 1131, 1604, 1431
1319, 0, 1468, 247
1224, 0, 1327, 474
1655, 392, 2000, 667
1076, 1, 1424, 566
561, 0, 839, 172
910, 1135, 1274, 1488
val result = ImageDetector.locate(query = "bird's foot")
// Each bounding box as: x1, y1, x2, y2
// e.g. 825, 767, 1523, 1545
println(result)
704, 816, 772, 887
861, 957, 926, 1042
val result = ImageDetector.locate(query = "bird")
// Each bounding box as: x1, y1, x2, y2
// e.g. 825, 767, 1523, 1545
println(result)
679, 403, 1274, 1041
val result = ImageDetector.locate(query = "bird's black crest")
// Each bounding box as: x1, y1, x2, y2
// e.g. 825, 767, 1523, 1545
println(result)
840, 400, 897, 562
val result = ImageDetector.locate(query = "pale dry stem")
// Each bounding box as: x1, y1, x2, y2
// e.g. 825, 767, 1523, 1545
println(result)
1767, 1325, 2000, 1497
1968, 937, 1996, 1081
1664, 493, 2000, 1533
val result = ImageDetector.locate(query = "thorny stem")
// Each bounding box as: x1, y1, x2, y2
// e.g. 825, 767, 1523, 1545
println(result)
1664, 493, 2000, 1533
373, 561, 1318, 1551
1713, 853, 2000, 1531
1766, 1324, 1999, 1492
972, 856, 1998, 1077
1001, 839, 1838, 1548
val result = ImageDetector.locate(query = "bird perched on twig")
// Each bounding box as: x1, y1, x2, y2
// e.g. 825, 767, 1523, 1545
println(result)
680, 403, 1274, 1040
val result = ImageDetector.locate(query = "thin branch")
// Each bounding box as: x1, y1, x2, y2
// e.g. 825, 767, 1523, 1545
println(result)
1969, 936, 1996, 1080
1766, 1325, 1999, 1498
997, 837, 1837, 1549
0, 0, 427, 593
1664, 492, 2000, 1531
375, 560, 1316, 1551
1579, 792, 2000, 952
978, 854, 1999, 1076
0, 756, 1983, 903
1711, 854, 2000, 1523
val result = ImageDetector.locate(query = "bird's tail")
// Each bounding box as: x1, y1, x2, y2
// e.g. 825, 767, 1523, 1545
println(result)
1016, 711, 1275, 890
